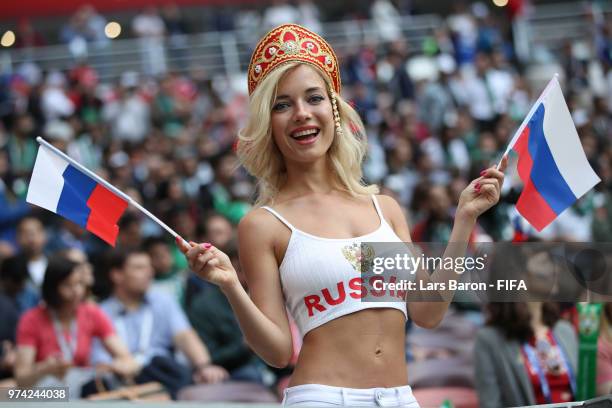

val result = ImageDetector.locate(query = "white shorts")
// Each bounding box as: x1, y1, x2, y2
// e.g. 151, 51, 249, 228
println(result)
282, 383, 420, 407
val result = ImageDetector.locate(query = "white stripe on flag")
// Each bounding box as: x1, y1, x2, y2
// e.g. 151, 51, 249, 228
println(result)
26, 145, 69, 213
502, 75, 559, 156
542, 78, 601, 198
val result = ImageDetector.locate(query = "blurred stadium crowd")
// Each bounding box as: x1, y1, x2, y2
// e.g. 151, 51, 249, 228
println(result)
0, 0, 611, 404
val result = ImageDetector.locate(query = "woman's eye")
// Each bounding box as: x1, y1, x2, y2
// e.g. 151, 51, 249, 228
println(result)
272, 102, 290, 112
309, 95, 324, 103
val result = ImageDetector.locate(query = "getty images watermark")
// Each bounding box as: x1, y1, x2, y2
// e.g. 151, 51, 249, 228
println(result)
353, 242, 612, 303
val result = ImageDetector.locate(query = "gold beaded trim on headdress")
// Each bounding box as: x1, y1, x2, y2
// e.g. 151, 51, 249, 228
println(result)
247, 24, 341, 96
330, 89, 343, 137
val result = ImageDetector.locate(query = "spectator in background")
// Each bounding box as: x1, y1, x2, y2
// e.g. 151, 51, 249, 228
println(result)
350, 81, 378, 125
593, 151, 612, 241
91, 250, 228, 399
0, 255, 40, 314
370, 0, 402, 42
14, 216, 48, 290
46, 219, 94, 255
0, 150, 31, 250
189, 246, 271, 384
43, 119, 74, 152
60, 5, 107, 48
475, 302, 577, 407
235, 7, 262, 46
58, 248, 94, 301
0, 293, 19, 379
262, 0, 300, 30
473, 3, 503, 54
109, 150, 138, 192
199, 212, 234, 253
6, 113, 37, 181
103, 72, 150, 143
340, 43, 377, 87
421, 124, 470, 175
419, 54, 459, 135
591, 96, 611, 142
116, 212, 144, 251
144, 236, 187, 306
155, 176, 188, 218
14, 257, 137, 395
179, 148, 212, 200
383, 137, 419, 208
487, 49, 516, 116
41, 72, 75, 121
411, 184, 455, 242
133, 7, 167, 76
152, 73, 188, 138
185, 212, 235, 306
457, 52, 499, 131
201, 153, 251, 225
376, 45, 414, 104
188, 70, 217, 130
297, 0, 322, 34
446, 1, 478, 66
165, 205, 197, 272
67, 63, 105, 148
162, 4, 189, 69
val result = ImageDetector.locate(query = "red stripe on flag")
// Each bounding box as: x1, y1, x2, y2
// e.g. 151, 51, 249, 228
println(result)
86, 185, 128, 246
512, 126, 557, 231
516, 183, 557, 231
514, 127, 532, 182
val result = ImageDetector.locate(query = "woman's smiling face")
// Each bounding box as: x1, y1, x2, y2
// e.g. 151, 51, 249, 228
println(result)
270, 64, 335, 165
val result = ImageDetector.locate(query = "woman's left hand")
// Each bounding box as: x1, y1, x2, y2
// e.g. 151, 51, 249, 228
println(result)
457, 155, 508, 221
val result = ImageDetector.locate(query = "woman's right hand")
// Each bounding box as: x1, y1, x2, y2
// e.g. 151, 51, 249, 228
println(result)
176, 238, 239, 290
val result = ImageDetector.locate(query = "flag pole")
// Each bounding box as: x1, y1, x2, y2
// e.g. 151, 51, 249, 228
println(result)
36, 137, 184, 242
496, 73, 560, 170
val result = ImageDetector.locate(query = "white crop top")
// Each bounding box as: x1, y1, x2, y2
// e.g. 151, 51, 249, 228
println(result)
262, 195, 408, 338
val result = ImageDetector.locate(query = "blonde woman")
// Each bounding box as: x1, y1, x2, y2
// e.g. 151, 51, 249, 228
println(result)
178, 24, 507, 406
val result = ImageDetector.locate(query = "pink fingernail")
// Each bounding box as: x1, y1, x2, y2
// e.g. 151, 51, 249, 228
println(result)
475, 183, 480, 189
480, 170, 487, 176
202, 243, 212, 249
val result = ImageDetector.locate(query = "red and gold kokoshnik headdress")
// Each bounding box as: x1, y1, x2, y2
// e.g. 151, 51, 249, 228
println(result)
247, 24, 341, 96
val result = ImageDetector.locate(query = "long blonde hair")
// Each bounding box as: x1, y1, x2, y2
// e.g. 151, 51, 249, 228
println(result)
236, 62, 378, 206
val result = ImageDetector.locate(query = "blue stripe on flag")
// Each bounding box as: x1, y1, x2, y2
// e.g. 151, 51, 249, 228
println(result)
527, 104, 577, 215
56, 165, 97, 227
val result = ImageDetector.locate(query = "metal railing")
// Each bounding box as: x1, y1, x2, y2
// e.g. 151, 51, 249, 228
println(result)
3, 14, 442, 82
525, 1, 612, 51
2, 2, 610, 83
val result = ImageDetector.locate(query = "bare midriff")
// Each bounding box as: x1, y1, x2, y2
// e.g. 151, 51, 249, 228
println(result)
288, 308, 408, 388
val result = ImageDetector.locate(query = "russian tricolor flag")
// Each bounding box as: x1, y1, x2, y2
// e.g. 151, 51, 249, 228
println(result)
506, 77, 600, 231
26, 142, 128, 246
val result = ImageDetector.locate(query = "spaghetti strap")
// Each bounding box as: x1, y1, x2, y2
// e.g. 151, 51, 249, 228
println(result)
371, 195, 385, 223
261, 206, 296, 231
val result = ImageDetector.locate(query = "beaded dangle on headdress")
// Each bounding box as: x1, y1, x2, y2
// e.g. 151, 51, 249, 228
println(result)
330, 89, 343, 137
